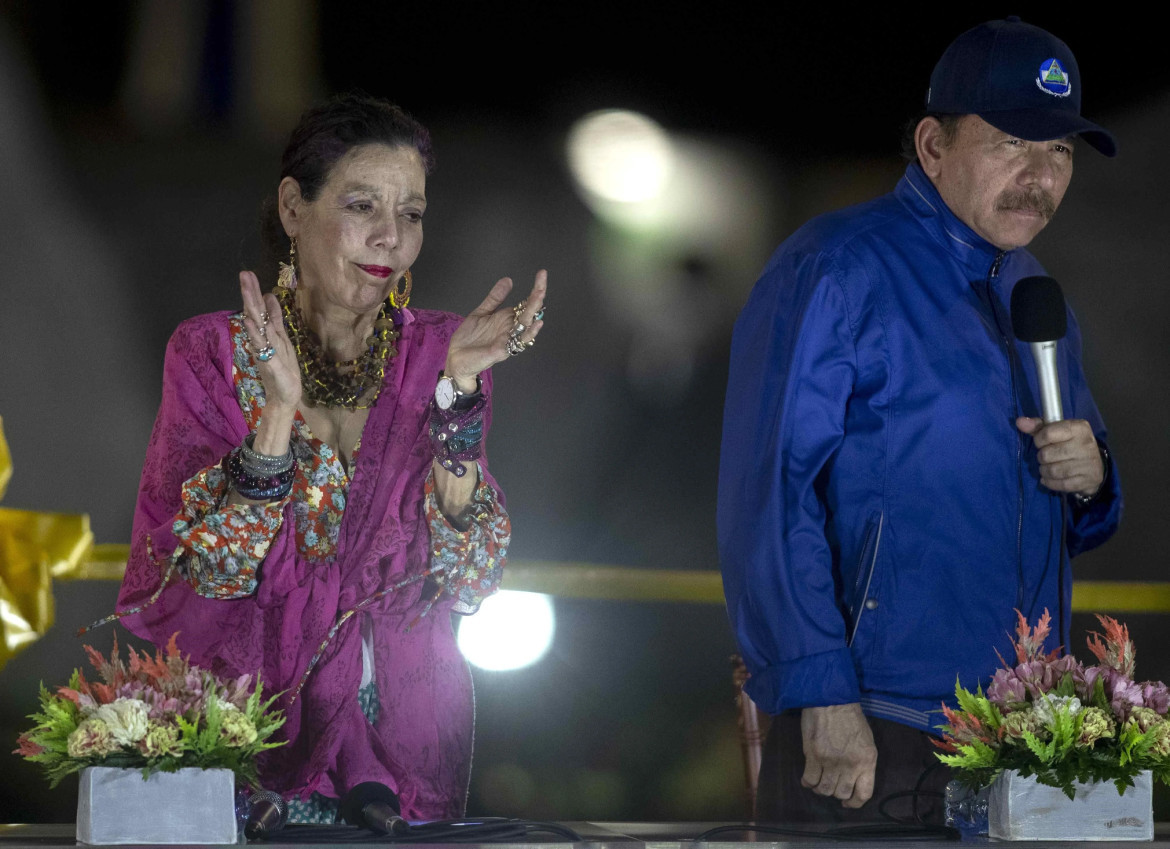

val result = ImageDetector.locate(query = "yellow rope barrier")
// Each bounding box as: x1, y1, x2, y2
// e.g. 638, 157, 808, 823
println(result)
6, 418, 1164, 677
57, 554, 1170, 613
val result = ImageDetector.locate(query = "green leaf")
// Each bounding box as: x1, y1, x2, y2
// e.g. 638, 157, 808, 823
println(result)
1091, 676, 1109, 711
1021, 730, 1055, 764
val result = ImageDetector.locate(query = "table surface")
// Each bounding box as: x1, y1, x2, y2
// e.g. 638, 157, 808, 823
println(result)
5, 822, 1170, 848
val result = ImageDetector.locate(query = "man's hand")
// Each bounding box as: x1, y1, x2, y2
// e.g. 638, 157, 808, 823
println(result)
800, 703, 877, 809
1016, 417, 1104, 498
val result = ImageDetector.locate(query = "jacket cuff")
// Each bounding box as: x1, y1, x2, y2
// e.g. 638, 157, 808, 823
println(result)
1067, 440, 1122, 558
743, 647, 861, 716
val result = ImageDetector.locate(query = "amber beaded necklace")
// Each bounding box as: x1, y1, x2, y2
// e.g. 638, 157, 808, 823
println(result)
275, 286, 400, 409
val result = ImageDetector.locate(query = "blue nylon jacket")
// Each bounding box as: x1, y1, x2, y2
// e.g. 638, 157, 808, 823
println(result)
717, 163, 1121, 732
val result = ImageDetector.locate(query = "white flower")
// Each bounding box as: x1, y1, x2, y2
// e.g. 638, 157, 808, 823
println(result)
211, 694, 239, 713
1033, 694, 1082, 726
93, 698, 151, 746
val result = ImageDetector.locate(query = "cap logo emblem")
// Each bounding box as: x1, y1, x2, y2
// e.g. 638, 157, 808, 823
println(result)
1036, 58, 1072, 98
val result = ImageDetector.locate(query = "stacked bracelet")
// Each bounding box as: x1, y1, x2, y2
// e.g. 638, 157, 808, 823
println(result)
241, 433, 295, 475
228, 434, 297, 499
429, 394, 487, 478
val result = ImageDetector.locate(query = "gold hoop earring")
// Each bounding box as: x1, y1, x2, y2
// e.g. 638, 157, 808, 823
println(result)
277, 237, 298, 290
390, 269, 412, 309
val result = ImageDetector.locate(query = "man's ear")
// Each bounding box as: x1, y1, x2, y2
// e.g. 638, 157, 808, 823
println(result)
915, 117, 950, 180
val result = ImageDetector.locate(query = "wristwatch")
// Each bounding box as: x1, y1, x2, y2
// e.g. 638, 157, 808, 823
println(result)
434, 372, 481, 411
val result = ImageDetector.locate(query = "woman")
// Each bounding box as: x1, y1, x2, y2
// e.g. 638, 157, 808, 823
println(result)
115, 94, 547, 821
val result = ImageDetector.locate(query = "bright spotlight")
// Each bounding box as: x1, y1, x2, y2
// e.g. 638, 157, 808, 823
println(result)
567, 110, 674, 203
457, 591, 555, 671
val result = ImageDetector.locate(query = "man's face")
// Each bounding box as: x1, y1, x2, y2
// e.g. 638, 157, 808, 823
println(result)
926, 115, 1074, 251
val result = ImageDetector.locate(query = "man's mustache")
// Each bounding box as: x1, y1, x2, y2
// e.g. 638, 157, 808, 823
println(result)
996, 190, 1056, 219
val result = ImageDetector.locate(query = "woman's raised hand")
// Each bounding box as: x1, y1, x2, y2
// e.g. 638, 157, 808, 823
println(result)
240, 271, 301, 411
445, 269, 548, 386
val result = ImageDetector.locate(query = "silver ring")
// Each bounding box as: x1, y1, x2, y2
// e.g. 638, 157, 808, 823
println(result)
533, 307, 545, 321
257, 345, 275, 362
512, 322, 526, 335
506, 336, 526, 357
260, 311, 269, 325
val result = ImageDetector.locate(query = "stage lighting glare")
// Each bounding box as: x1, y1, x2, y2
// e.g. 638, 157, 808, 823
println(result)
457, 590, 555, 671
567, 110, 674, 203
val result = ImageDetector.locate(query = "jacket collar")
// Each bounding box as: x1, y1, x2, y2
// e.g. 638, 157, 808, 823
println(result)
896, 162, 1010, 277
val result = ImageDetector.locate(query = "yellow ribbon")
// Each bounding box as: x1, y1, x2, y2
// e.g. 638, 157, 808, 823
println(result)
0, 416, 95, 672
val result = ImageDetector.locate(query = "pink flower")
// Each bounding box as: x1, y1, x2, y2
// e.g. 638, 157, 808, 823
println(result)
1110, 675, 1146, 719
1013, 654, 1081, 700
1084, 665, 1145, 719
988, 669, 1027, 705
1076, 664, 1101, 700
1140, 682, 1170, 715
220, 674, 254, 709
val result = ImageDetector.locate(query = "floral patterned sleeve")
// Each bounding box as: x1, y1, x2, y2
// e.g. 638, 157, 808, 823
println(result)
171, 460, 290, 599
424, 464, 511, 614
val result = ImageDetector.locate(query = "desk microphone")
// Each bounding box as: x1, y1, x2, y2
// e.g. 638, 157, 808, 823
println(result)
1010, 275, 1068, 423
340, 781, 410, 835
244, 789, 288, 840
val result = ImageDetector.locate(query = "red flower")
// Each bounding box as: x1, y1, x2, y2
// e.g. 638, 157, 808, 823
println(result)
13, 734, 44, 757
1086, 615, 1136, 677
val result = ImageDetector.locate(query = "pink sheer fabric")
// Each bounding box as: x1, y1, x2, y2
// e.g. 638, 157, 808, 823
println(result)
117, 308, 501, 818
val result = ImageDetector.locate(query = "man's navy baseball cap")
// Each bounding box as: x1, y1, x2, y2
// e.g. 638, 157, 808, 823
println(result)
927, 16, 1117, 157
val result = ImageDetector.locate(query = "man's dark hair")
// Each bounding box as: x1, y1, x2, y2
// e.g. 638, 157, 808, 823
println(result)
900, 113, 963, 163
259, 93, 434, 282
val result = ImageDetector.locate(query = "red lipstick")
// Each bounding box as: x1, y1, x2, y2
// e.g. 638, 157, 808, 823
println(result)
358, 264, 393, 278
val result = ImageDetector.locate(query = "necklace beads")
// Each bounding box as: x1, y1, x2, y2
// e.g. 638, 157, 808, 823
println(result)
275, 286, 400, 409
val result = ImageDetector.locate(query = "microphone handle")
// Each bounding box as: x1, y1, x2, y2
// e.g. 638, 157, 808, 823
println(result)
1029, 340, 1064, 424
364, 802, 410, 835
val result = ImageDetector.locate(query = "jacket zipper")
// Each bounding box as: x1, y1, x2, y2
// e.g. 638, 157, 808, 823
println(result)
985, 251, 1025, 610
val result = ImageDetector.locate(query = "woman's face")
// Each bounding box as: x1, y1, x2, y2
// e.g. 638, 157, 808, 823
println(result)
282, 143, 427, 316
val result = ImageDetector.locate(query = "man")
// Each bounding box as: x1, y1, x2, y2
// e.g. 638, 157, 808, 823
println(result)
717, 17, 1121, 824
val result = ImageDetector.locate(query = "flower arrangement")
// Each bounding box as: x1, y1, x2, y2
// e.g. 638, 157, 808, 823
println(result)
14, 633, 284, 788
937, 611, 1170, 799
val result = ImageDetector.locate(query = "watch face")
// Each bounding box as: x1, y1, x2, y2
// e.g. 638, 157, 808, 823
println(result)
435, 376, 456, 410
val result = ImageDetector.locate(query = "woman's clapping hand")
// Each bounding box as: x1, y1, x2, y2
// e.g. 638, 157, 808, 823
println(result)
444, 269, 548, 387
239, 271, 302, 411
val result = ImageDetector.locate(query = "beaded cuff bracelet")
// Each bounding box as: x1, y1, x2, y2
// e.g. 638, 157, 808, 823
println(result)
428, 394, 487, 478
227, 448, 296, 500
240, 432, 295, 477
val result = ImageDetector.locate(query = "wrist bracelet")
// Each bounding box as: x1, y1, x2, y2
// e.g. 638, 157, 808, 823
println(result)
228, 448, 296, 500
241, 432, 295, 474
428, 394, 487, 478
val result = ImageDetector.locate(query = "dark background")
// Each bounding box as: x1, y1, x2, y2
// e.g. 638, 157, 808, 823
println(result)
1, 0, 1167, 824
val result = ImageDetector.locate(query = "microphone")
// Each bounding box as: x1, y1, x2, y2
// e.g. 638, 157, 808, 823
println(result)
1010, 275, 1068, 424
339, 781, 410, 836
244, 789, 288, 840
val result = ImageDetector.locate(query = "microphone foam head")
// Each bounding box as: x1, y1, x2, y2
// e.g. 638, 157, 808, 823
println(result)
1011, 275, 1068, 342
339, 781, 400, 827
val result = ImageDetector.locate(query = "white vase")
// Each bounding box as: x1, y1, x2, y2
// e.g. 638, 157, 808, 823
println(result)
76, 766, 238, 845
988, 768, 1153, 841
